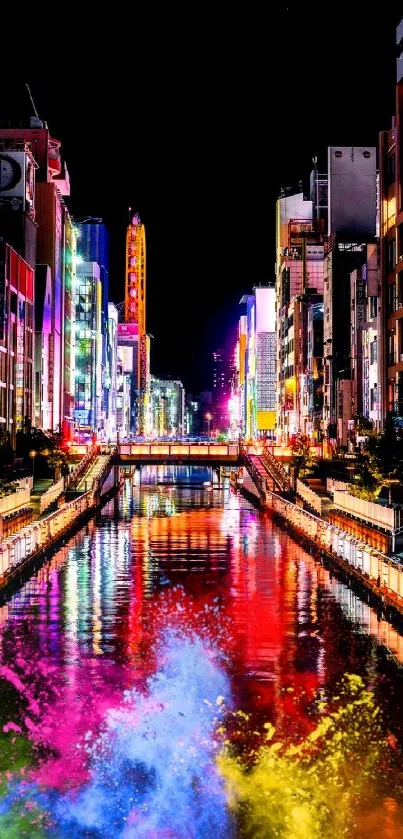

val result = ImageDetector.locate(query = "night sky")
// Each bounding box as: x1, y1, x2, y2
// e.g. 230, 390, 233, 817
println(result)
0, 6, 400, 391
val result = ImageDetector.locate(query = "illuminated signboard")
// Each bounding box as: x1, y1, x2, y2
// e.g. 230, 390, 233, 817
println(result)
118, 322, 139, 341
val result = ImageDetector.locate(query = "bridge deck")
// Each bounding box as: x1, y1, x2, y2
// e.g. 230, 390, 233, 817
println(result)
117, 443, 240, 464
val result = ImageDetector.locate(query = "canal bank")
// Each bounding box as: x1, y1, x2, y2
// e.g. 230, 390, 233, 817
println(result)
237, 470, 403, 623
0, 457, 121, 598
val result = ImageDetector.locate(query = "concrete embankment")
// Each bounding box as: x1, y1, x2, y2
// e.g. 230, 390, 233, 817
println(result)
237, 472, 403, 623
0, 462, 121, 599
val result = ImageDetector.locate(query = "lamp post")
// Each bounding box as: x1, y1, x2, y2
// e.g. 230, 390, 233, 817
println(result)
205, 412, 212, 438
29, 450, 37, 490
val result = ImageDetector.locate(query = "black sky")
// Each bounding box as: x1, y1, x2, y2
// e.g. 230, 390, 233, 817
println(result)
0, 4, 400, 391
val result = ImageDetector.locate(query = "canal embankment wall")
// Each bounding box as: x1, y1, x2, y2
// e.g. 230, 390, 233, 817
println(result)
0, 460, 121, 597
240, 465, 403, 622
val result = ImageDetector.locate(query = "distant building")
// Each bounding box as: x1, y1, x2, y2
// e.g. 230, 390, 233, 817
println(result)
275, 191, 324, 443
150, 378, 185, 437
106, 303, 118, 441
73, 262, 102, 436
185, 393, 201, 436
237, 287, 276, 440
116, 349, 131, 441
324, 147, 377, 447
76, 220, 109, 437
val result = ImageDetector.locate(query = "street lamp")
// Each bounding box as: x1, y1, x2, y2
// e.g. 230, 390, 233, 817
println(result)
205, 412, 212, 438
29, 450, 37, 489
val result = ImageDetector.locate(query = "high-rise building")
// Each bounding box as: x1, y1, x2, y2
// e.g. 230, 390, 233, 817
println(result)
150, 378, 185, 438
73, 262, 102, 437
0, 117, 76, 439
105, 303, 118, 442
212, 349, 229, 432
124, 213, 149, 435
0, 137, 36, 445
275, 192, 324, 443
75, 220, 109, 437
255, 286, 276, 438
379, 18, 403, 422
237, 287, 276, 440
323, 147, 377, 447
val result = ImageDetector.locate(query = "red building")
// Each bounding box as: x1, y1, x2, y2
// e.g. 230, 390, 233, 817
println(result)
0, 242, 34, 446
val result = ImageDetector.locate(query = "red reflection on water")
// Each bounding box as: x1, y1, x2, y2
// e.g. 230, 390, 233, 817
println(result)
0, 485, 402, 833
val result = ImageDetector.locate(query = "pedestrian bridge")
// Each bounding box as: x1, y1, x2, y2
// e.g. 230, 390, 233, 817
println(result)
117, 442, 240, 465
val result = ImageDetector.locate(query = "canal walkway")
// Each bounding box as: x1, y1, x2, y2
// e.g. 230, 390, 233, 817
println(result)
241, 449, 403, 621
0, 449, 119, 594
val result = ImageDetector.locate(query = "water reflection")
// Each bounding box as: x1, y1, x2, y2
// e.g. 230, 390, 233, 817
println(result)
0, 468, 402, 835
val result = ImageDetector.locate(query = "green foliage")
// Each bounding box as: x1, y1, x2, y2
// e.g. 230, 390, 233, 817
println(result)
0, 428, 13, 467
46, 448, 68, 480
0, 480, 18, 499
349, 414, 403, 502
290, 434, 316, 479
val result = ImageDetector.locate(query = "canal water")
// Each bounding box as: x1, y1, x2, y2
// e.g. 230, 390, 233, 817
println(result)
0, 466, 403, 837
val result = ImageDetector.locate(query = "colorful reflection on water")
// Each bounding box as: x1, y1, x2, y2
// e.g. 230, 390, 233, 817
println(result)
0, 466, 402, 836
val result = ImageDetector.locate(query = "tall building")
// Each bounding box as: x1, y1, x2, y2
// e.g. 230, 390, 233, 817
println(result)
379, 18, 403, 423
0, 137, 36, 445
150, 378, 185, 437
105, 303, 118, 441
124, 213, 149, 435
75, 220, 109, 437
237, 287, 276, 440
73, 262, 102, 437
0, 117, 76, 439
255, 286, 276, 438
212, 349, 229, 432
275, 192, 324, 443
323, 147, 377, 447
117, 322, 139, 434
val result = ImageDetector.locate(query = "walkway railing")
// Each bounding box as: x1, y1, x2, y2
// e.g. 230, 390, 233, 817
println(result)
296, 478, 323, 516
67, 445, 99, 491
241, 446, 291, 494
118, 442, 239, 460
263, 486, 403, 609
261, 447, 292, 492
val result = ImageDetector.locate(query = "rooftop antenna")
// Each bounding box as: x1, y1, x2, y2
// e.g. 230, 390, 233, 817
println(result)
128, 206, 132, 224
25, 83, 40, 119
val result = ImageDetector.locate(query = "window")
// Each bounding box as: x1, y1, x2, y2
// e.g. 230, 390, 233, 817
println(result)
386, 154, 396, 187
369, 296, 377, 319
388, 238, 396, 272
370, 339, 378, 365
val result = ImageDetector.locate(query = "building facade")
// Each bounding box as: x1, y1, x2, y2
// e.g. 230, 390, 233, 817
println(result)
379, 20, 403, 423
275, 192, 324, 443
76, 220, 109, 437
0, 243, 34, 446
105, 303, 118, 441
73, 262, 102, 437
323, 147, 377, 447
150, 378, 185, 437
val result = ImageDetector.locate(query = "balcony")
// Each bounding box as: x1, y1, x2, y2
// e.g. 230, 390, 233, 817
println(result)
389, 352, 396, 366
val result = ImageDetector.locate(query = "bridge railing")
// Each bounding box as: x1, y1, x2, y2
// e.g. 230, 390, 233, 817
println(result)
118, 443, 239, 458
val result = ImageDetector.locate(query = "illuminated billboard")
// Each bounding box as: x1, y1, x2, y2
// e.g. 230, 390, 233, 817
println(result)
255, 286, 275, 333
118, 322, 139, 341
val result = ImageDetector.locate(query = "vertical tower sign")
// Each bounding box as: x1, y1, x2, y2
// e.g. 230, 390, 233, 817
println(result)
125, 213, 147, 434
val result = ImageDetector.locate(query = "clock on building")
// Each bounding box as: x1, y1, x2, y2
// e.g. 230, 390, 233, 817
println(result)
0, 155, 22, 193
